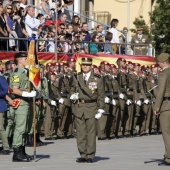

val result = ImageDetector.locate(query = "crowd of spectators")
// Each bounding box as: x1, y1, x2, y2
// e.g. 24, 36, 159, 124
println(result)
0, 0, 149, 56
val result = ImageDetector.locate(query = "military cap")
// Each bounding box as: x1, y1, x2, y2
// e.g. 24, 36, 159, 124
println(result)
117, 58, 126, 63
110, 64, 117, 69
92, 65, 98, 69
68, 58, 76, 62
100, 61, 110, 66
156, 53, 170, 62
127, 61, 132, 65
134, 63, 141, 67
5, 60, 15, 66
141, 65, 149, 70
14, 52, 27, 59
136, 27, 143, 31
81, 58, 92, 65
60, 63, 68, 67
150, 64, 159, 69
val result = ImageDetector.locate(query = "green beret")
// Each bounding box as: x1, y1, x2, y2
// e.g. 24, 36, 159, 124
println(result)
81, 58, 92, 65
14, 52, 27, 59
157, 53, 170, 62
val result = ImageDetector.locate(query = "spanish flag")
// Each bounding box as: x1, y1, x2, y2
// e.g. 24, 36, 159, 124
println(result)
26, 40, 41, 89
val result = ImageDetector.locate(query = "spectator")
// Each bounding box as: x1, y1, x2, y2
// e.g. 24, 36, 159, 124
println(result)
110, 18, 120, 53
19, 0, 27, 9
104, 32, 114, 54
82, 22, 91, 41
14, 7, 29, 51
93, 24, 103, 35
12, 1, 20, 15
4, 4, 18, 50
89, 34, 99, 54
66, 24, 73, 34
97, 33, 104, 52
40, 0, 51, 19
73, 32, 80, 42
71, 15, 80, 25
0, 3, 8, 50
25, 6, 41, 38
79, 30, 87, 48
47, 26, 56, 52
119, 27, 128, 54
63, 33, 72, 53
58, 23, 66, 35
73, 23, 81, 33
58, 12, 67, 26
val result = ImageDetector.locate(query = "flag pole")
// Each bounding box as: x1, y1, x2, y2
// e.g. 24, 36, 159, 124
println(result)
33, 95, 36, 160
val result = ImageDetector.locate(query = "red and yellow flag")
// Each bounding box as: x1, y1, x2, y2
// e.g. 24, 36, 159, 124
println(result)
26, 40, 41, 89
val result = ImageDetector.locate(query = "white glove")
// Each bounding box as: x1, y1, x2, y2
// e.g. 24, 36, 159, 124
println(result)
119, 93, 124, 99
95, 112, 102, 119
22, 91, 36, 98
59, 98, 64, 104
51, 100, 56, 106
111, 99, 116, 106
144, 99, 149, 105
136, 100, 142, 106
126, 99, 132, 106
97, 109, 105, 114
105, 97, 110, 103
70, 93, 79, 100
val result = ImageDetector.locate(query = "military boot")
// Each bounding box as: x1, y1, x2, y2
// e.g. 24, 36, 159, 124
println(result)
7, 136, 13, 149
26, 134, 33, 147
22, 146, 34, 160
36, 133, 46, 146
13, 147, 29, 162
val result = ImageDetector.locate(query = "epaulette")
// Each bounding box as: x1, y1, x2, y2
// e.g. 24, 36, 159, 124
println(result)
14, 68, 18, 72
94, 73, 101, 78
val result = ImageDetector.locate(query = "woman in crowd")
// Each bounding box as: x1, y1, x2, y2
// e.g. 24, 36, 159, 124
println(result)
71, 15, 80, 25
40, 0, 51, 19
89, 34, 99, 54
104, 32, 115, 54
0, 3, 8, 50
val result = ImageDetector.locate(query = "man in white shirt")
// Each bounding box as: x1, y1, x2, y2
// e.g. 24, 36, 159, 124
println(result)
25, 6, 41, 38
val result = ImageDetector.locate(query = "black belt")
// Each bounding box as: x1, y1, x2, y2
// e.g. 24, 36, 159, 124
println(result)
128, 88, 134, 91
78, 99, 97, 104
163, 97, 170, 101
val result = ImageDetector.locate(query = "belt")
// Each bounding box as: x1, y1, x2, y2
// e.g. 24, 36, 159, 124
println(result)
78, 99, 97, 104
113, 92, 118, 94
128, 88, 134, 91
163, 97, 170, 101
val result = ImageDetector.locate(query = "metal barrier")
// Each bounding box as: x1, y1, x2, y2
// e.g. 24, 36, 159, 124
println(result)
0, 37, 155, 57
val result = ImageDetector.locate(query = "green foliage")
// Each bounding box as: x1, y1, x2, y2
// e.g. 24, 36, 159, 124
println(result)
150, 0, 170, 55
130, 16, 150, 37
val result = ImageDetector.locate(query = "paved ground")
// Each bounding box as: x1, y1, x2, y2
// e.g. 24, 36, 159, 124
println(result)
0, 134, 169, 170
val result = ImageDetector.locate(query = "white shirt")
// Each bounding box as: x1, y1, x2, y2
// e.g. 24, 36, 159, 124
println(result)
25, 14, 40, 37
110, 28, 120, 43
20, 3, 27, 9
138, 34, 142, 39
83, 71, 91, 82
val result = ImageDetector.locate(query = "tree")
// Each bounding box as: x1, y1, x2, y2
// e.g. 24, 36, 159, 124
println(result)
150, 0, 170, 55
130, 16, 150, 37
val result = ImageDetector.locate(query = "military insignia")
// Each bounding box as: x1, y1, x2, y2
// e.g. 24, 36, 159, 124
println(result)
88, 82, 97, 91
12, 76, 20, 83
142, 38, 146, 42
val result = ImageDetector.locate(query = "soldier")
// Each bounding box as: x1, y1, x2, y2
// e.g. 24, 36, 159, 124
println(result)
139, 65, 151, 136
70, 57, 105, 163
149, 64, 159, 134
0, 75, 11, 155
124, 61, 135, 137
4, 60, 17, 149
153, 53, 170, 166
131, 27, 149, 55
116, 58, 127, 138
11, 52, 36, 162
97, 61, 112, 140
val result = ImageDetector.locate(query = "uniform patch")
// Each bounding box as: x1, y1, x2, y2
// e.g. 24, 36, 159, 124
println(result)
12, 76, 20, 83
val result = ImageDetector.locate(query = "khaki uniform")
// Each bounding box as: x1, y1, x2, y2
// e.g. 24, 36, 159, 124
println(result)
71, 71, 104, 159
154, 67, 170, 163
131, 34, 149, 55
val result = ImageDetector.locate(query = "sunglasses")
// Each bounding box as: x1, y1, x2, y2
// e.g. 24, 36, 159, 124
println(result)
60, 27, 65, 30
82, 34, 86, 37
7, 8, 12, 9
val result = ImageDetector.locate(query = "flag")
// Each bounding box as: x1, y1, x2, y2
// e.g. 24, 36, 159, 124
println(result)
26, 40, 41, 89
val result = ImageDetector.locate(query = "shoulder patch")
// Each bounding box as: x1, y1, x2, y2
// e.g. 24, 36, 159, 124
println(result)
94, 73, 101, 78
12, 76, 20, 83
14, 68, 18, 72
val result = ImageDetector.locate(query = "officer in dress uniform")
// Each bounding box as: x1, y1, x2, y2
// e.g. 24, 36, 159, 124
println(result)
11, 52, 36, 162
131, 27, 149, 55
70, 58, 105, 163
153, 53, 170, 166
